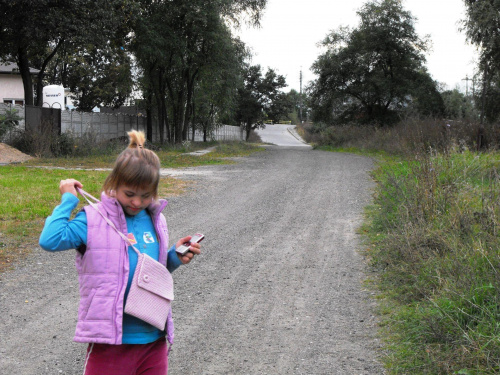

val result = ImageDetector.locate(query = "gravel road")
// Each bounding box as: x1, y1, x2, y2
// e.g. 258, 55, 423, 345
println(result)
0, 128, 385, 374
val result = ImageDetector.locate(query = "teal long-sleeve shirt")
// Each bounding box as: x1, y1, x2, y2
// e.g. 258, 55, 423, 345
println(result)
39, 192, 182, 344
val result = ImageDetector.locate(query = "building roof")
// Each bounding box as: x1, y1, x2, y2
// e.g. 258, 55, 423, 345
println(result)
0, 62, 39, 75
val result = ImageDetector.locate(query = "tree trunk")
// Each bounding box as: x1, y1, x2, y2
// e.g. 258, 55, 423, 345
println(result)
246, 121, 252, 140
17, 47, 34, 106
146, 106, 153, 142
191, 93, 196, 141
480, 63, 488, 125
183, 68, 198, 142
155, 88, 164, 144
164, 96, 170, 144
146, 91, 153, 142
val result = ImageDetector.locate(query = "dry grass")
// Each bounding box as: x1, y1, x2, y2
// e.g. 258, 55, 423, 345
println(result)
299, 119, 500, 155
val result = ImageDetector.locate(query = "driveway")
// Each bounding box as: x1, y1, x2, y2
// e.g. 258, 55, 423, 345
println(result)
256, 124, 311, 147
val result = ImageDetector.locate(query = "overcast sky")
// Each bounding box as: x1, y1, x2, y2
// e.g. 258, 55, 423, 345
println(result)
234, 0, 478, 93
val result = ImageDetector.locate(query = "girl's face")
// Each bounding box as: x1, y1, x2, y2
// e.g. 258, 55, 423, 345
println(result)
115, 185, 154, 216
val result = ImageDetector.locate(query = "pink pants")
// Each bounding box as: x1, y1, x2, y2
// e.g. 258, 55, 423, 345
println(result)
83, 337, 168, 375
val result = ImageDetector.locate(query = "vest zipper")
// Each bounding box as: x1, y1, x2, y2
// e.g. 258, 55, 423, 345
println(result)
114, 213, 128, 344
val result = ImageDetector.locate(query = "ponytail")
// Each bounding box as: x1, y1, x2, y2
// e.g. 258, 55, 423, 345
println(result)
128, 130, 145, 149
102, 130, 161, 198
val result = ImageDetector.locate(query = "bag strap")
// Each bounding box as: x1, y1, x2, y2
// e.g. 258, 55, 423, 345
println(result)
76, 187, 141, 256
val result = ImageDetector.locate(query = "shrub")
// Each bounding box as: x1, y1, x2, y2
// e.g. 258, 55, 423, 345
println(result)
10, 128, 55, 157
302, 117, 500, 154
0, 107, 21, 138
50, 133, 75, 157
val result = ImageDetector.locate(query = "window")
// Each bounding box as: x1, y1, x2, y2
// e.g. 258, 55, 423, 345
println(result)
3, 99, 24, 106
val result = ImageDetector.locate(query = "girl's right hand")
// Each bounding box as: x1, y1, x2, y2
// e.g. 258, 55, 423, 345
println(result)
59, 179, 83, 197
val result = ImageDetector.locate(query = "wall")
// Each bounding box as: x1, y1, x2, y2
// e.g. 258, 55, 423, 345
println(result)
0, 103, 244, 143
0, 75, 25, 104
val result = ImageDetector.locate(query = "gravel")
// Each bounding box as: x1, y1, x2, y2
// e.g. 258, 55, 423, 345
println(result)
0, 140, 385, 374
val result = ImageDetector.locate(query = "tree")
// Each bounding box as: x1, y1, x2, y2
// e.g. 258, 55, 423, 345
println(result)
191, 36, 248, 141
308, 0, 442, 125
0, 0, 134, 107
462, 0, 500, 122
235, 64, 288, 139
442, 88, 477, 119
47, 42, 134, 111
282, 89, 310, 124
260, 69, 291, 123
131, 0, 267, 143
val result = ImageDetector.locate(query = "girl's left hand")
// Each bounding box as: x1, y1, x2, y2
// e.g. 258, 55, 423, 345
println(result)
175, 236, 201, 264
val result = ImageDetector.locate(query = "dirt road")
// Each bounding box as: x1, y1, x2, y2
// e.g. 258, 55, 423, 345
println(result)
0, 133, 385, 374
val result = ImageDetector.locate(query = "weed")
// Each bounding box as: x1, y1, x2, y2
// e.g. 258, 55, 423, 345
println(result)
366, 150, 500, 373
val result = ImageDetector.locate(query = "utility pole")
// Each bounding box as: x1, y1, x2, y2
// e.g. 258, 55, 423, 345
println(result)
299, 68, 303, 123
462, 75, 473, 96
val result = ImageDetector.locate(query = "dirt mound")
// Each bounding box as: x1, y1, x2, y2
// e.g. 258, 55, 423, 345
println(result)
0, 143, 32, 164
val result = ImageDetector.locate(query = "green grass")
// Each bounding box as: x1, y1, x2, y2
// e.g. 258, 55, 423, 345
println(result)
362, 150, 500, 374
23, 141, 260, 169
0, 141, 262, 272
0, 167, 109, 271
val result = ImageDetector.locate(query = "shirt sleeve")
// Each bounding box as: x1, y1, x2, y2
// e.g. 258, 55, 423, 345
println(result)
39, 193, 87, 251
167, 244, 182, 273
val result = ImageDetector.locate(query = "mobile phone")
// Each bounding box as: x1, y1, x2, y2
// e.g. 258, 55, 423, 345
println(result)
175, 233, 205, 256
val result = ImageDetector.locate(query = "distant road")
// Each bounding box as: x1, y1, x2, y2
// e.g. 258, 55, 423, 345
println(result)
256, 124, 311, 147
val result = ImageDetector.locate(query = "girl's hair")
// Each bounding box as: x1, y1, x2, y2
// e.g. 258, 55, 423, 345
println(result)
102, 130, 161, 198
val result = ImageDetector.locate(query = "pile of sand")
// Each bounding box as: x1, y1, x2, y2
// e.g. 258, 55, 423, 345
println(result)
0, 143, 32, 164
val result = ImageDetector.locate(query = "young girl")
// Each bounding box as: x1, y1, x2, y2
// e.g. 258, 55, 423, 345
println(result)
39, 130, 201, 375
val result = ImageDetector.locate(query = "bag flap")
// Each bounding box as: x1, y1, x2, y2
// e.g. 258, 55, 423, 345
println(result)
136, 254, 174, 300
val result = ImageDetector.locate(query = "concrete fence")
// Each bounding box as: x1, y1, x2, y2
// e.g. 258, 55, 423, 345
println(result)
0, 103, 244, 143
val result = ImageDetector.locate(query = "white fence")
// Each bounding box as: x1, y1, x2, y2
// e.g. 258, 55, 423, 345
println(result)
193, 125, 244, 142
0, 103, 244, 143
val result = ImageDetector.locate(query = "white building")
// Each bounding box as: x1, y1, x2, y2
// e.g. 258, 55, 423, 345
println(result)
0, 62, 39, 105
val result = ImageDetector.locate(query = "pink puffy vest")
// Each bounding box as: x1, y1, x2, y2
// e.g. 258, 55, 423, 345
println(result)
73, 193, 173, 345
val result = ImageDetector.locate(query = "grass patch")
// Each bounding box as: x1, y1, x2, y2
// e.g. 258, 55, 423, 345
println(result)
364, 149, 500, 374
0, 141, 262, 273
0, 166, 108, 273
22, 141, 260, 169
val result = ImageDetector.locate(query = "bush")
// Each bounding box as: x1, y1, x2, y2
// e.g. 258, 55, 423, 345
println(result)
301, 117, 500, 154
9, 128, 131, 158
10, 128, 55, 157
0, 108, 21, 138
50, 133, 74, 157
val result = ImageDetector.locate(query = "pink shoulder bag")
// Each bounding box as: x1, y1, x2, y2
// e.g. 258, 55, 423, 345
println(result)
77, 188, 174, 331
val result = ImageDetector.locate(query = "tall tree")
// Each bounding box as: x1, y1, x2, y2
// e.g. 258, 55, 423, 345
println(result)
69, 46, 133, 111
191, 35, 248, 141
132, 0, 267, 143
0, 0, 134, 106
462, 0, 500, 122
235, 64, 288, 140
308, 0, 442, 125
43, 41, 134, 111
